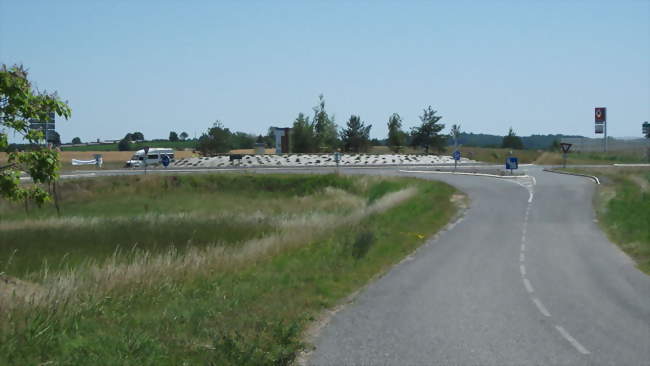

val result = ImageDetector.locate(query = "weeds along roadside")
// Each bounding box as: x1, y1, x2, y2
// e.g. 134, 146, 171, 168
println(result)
0, 174, 458, 365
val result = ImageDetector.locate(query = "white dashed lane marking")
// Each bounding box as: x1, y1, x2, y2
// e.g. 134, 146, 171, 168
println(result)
532, 297, 551, 317
523, 278, 534, 293
555, 326, 591, 355
517, 175, 590, 356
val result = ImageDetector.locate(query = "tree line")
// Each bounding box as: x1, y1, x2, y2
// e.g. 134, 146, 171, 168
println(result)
196, 95, 450, 156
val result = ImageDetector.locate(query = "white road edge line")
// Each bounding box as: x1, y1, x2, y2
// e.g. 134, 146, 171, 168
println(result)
399, 170, 530, 179
532, 297, 551, 317
555, 325, 590, 355
523, 278, 534, 293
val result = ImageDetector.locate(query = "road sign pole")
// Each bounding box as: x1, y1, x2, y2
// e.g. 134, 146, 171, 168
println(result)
603, 121, 607, 152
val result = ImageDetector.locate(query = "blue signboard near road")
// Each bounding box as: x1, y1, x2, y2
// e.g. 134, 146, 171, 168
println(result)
161, 154, 170, 167
452, 150, 461, 161
506, 156, 518, 171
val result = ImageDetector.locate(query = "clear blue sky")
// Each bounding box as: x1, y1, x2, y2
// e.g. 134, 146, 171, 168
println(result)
1, 0, 648, 142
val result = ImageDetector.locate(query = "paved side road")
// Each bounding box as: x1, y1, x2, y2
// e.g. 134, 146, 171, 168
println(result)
307, 166, 650, 366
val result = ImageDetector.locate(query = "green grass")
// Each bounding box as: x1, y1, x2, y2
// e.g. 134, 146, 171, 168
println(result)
0, 173, 458, 365
560, 167, 650, 273
536, 150, 648, 165
62, 140, 196, 152
457, 146, 543, 164
0, 174, 360, 276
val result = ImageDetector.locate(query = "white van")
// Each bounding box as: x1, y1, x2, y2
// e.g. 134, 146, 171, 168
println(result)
125, 148, 175, 168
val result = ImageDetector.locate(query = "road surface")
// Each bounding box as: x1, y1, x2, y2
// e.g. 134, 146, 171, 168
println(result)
306, 166, 650, 365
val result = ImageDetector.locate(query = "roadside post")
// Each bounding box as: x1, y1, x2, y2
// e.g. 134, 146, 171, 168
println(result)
560, 142, 572, 168
452, 150, 461, 172
143, 146, 150, 175
505, 156, 518, 175
161, 154, 170, 169
641, 121, 650, 163
93, 154, 103, 168
334, 151, 341, 173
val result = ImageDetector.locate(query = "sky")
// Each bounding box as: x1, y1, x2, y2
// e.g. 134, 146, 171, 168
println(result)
1, 0, 649, 143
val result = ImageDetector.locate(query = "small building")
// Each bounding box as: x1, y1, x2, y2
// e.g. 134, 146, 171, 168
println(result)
273, 127, 291, 154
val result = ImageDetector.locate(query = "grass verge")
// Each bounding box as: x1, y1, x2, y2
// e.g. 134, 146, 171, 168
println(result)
0, 173, 458, 365
559, 167, 650, 274
536, 150, 648, 165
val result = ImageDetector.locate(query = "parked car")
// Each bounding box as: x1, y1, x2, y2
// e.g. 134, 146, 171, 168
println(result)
125, 148, 174, 167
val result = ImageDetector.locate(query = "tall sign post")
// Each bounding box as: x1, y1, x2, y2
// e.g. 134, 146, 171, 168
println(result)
334, 150, 341, 174
595, 107, 607, 152
643, 121, 649, 163
452, 150, 461, 172
560, 142, 572, 168
143, 146, 150, 175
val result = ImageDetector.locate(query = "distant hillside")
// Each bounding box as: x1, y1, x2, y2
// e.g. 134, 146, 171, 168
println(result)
454, 133, 584, 150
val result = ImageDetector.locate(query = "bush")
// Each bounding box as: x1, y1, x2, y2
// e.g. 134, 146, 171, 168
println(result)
351, 231, 375, 259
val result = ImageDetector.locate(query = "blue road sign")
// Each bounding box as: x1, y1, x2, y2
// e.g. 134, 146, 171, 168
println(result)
452, 150, 461, 161
161, 154, 170, 167
506, 157, 518, 170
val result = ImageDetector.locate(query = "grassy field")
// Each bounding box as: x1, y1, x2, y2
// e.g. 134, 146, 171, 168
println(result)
559, 167, 649, 274
61, 140, 197, 152
536, 149, 649, 165
0, 173, 458, 365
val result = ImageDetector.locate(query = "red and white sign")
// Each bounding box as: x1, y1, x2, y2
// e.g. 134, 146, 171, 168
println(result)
595, 107, 606, 123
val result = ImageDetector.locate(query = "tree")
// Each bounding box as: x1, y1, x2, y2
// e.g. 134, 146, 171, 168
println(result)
196, 120, 232, 155
550, 138, 561, 151
410, 106, 446, 153
291, 113, 315, 153
0, 64, 71, 206
387, 113, 405, 153
169, 131, 179, 142
179, 131, 189, 141
132, 131, 144, 141
231, 132, 256, 149
117, 137, 131, 151
71, 137, 82, 144
341, 115, 371, 153
501, 127, 524, 150
263, 127, 276, 148
48, 131, 61, 146
450, 124, 462, 148
312, 94, 338, 151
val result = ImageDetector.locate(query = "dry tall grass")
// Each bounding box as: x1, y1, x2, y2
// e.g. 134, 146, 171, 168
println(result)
0, 187, 417, 310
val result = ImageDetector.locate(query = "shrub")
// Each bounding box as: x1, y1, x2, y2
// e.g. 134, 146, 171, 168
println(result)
351, 231, 375, 260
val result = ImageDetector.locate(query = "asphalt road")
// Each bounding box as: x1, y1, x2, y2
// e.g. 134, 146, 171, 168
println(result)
58, 165, 650, 365
306, 166, 649, 366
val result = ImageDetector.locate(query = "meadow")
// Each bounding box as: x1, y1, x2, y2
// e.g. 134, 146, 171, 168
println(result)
0, 173, 458, 365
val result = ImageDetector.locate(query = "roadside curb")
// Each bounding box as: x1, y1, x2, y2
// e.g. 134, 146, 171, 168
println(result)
543, 168, 600, 185
399, 169, 528, 179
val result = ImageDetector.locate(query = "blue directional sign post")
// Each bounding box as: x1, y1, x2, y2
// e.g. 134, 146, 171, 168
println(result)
452, 150, 461, 172
505, 156, 518, 175
161, 154, 170, 168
